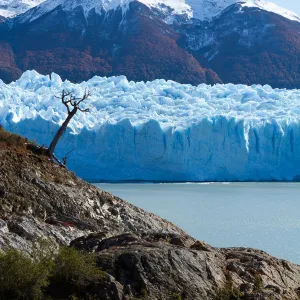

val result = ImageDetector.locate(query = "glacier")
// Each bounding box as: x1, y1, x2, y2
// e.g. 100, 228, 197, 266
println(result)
1, 70, 300, 181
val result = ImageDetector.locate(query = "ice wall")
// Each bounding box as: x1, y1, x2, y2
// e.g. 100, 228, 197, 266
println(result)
1, 70, 300, 181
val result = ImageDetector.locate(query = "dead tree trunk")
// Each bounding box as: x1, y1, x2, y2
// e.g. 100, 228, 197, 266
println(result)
48, 89, 90, 159
48, 108, 77, 157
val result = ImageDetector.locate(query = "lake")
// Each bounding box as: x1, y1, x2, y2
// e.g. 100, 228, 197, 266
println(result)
93, 182, 300, 264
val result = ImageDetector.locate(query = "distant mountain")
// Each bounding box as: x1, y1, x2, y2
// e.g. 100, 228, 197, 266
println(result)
180, 4, 300, 88
2, 0, 299, 22
0, 0, 300, 87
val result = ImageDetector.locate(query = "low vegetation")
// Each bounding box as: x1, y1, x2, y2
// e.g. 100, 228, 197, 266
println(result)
49, 246, 105, 299
0, 124, 47, 156
0, 126, 81, 217
216, 279, 245, 300
216, 271, 265, 300
0, 248, 52, 300
0, 244, 106, 300
0, 124, 28, 150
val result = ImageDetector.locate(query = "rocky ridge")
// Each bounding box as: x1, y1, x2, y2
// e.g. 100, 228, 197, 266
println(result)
1, 128, 300, 299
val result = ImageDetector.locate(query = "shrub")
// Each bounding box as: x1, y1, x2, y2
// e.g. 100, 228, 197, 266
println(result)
216, 273, 244, 300
0, 243, 106, 300
253, 274, 263, 292
170, 292, 182, 300
48, 246, 105, 298
0, 249, 53, 300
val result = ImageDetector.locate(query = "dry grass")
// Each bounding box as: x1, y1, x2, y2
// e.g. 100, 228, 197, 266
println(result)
0, 126, 85, 218
0, 125, 29, 151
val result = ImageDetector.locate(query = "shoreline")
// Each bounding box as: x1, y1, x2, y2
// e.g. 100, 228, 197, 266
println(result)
88, 180, 300, 184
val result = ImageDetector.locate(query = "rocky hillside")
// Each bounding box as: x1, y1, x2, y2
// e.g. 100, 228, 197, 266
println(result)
0, 127, 184, 251
1, 127, 300, 299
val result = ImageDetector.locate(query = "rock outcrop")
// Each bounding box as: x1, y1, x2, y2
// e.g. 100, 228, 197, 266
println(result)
1, 129, 300, 299
71, 233, 300, 300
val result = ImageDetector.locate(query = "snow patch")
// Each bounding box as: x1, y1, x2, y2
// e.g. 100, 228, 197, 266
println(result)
241, 0, 300, 22
11, 0, 300, 23
185, 0, 300, 22
0, 0, 44, 18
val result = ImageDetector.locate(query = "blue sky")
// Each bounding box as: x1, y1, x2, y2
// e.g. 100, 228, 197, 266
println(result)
272, 0, 300, 14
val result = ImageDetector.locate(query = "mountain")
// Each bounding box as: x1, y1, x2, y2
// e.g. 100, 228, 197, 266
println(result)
180, 4, 300, 88
0, 0, 299, 87
0, 0, 222, 85
2, 127, 300, 299
1, 0, 299, 22
2, 70, 300, 182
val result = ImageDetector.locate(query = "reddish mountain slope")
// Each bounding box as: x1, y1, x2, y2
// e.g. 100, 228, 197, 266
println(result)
0, 1, 300, 87
0, 3, 221, 84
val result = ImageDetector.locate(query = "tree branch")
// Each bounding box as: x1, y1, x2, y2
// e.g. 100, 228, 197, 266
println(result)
55, 89, 74, 114
77, 89, 91, 105
78, 107, 90, 113
62, 148, 75, 165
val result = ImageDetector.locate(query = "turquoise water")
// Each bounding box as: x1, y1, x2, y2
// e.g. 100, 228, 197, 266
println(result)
94, 182, 300, 264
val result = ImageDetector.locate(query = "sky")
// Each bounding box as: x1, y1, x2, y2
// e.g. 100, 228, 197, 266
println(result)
272, 0, 300, 15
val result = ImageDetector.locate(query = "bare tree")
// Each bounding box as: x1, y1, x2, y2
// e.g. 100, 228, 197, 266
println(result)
48, 89, 91, 159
